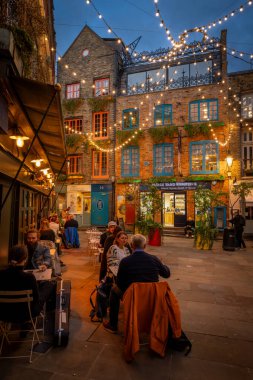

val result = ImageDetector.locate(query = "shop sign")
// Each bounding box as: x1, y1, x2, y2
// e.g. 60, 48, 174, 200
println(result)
140, 182, 211, 191
91, 184, 112, 192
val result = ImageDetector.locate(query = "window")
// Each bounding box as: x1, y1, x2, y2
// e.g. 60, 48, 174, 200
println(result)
66, 83, 80, 99
189, 99, 218, 122
93, 112, 108, 139
154, 104, 172, 126
121, 147, 139, 177
168, 60, 213, 89
122, 109, 139, 129
127, 69, 166, 94
68, 156, 82, 174
65, 118, 83, 134
94, 78, 109, 97
242, 94, 253, 119
190, 141, 218, 174
92, 151, 108, 178
242, 130, 253, 175
153, 144, 173, 176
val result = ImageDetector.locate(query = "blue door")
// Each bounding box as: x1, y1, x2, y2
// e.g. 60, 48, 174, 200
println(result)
91, 192, 109, 226
214, 207, 227, 230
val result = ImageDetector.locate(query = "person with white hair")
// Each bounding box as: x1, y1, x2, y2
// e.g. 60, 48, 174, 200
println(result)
103, 234, 170, 333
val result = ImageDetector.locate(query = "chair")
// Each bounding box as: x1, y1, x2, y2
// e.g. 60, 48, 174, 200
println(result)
65, 227, 80, 248
0, 290, 44, 363
123, 282, 182, 362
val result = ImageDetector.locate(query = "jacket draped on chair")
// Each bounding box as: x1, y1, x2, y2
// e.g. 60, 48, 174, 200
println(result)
123, 281, 182, 362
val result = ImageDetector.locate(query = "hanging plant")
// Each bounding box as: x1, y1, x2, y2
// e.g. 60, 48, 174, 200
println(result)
148, 176, 177, 184
87, 96, 115, 112
148, 126, 178, 143
116, 129, 144, 144
65, 134, 85, 153
117, 178, 141, 184
184, 121, 224, 137
90, 139, 112, 150
62, 98, 83, 115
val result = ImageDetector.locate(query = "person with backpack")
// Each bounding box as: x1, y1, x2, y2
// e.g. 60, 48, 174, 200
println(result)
229, 211, 246, 249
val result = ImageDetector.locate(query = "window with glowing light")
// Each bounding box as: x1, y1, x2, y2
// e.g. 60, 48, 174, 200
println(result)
153, 144, 173, 176
93, 112, 108, 139
154, 104, 172, 126
92, 151, 108, 178
65, 118, 83, 134
122, 109, 139, 129
190, 141, 218, 174
168, 60, 213, 89
189, 99, 218, 122
66, 83, 80, 99
121, 146, 139, 177
94, 78, 109, 96
68, 155, 82, 174
241, 94, 253, 119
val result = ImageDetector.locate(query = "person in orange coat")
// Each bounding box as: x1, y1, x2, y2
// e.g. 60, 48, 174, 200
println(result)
103, 234, 170, 333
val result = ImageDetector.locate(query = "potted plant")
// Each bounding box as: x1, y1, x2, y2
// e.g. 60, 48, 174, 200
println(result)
194, 186, 225, 250
135, 184, 163, 246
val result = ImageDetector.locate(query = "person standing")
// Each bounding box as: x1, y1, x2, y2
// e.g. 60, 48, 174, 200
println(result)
229, 211, 246, 249
103, 234, 170, 333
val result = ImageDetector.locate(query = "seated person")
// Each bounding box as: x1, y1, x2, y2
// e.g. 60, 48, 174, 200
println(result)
99, 226, 122, 281
49, 216, 60, 239
107, 231, 131, 274
184, 217, 195, 238
40, 219, 56, 243
0, 245, 55, 322
103, 234, 170, 333
25, 229, 52, 270
99, 221, 117, 248
64, 214, 78, 229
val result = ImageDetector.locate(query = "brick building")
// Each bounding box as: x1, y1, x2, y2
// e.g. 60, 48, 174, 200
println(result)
57, 25, 122, 226
58, 26, 250, 232
0, 0, 66, 264
228, 70, 253, 234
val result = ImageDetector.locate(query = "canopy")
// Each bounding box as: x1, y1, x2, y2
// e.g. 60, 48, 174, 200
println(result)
9, 76, 67, 174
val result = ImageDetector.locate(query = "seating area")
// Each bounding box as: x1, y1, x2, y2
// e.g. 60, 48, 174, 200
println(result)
0, 290, 45, 363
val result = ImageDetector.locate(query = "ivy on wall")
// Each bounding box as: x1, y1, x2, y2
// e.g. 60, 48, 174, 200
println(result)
148, 176, 177, 183
116, 129, 144, 144
184, 122, 225, 137
62, 98, 84, 115
87, 96, 115, 112
117, 178, 141, 184
148, 126, 178, 143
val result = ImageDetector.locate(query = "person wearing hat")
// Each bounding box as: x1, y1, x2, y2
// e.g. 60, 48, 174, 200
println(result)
99, 221, 117, 249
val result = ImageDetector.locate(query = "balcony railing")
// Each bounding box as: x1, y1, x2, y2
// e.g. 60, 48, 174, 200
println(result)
127, 72, 216, 95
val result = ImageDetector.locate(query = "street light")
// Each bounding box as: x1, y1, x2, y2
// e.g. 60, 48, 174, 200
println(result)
225, 150, 233, 177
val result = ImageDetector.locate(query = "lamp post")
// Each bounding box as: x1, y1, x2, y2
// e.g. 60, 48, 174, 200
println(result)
225, 150, 234, 218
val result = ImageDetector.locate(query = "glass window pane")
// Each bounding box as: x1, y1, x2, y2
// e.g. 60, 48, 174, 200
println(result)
191, 144, 203, 171
190, 103, 199, 122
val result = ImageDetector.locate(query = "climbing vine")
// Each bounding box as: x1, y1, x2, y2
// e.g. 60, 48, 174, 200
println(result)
62, 99, 84, 115
87, 96, 115, 112
184, 122, 225, 137
116, 129, 144, 144
148, 126, 178, 143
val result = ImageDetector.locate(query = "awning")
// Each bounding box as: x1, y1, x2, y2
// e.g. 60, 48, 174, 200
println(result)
8, 76, 67, 174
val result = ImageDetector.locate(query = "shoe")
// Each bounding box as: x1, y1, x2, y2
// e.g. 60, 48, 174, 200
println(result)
103, 321, 117, 334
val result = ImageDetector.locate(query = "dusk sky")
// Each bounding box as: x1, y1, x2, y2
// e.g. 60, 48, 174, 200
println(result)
54, 0, 253, 73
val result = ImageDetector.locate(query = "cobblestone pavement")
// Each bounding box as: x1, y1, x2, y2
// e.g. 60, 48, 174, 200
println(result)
1, 232, 253, 380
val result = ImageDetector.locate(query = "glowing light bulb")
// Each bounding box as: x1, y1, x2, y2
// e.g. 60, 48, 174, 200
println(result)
16, 138, 24, 147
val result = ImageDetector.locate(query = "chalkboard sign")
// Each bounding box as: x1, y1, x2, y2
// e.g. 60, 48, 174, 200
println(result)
118, 217, 125, 231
